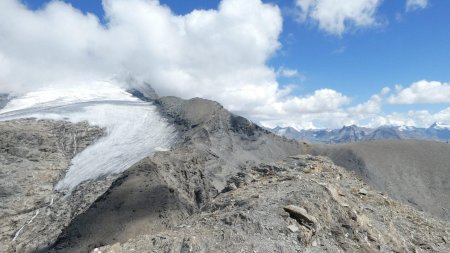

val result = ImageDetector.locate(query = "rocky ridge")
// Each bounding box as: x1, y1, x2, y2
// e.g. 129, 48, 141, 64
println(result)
48, 96, 306, 252
95, 155, 450, 252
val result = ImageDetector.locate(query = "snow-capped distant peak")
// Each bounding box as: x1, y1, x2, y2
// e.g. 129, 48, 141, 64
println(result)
430, 122, 450, 130
397, 125, 415, 131
277, 128, 287, 135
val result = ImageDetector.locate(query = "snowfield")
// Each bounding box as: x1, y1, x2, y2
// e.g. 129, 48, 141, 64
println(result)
0, 82, 177, 191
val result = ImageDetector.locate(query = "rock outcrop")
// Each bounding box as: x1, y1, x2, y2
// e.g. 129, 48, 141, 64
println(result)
0, 119, 105, 252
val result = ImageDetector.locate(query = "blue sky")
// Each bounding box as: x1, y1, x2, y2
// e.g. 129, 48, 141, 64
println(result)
4, 0, 450, 128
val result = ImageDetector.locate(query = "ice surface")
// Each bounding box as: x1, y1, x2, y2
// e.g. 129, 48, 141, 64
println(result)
0, 83, 177, 191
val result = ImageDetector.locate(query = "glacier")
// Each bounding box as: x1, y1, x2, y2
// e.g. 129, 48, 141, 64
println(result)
0, 82, 177, 191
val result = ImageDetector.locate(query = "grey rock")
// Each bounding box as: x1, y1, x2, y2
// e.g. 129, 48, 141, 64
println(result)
0, 119, 105, 252
358, 188, 368, 195
287, 224, 299, 233
283, 205, 318, 231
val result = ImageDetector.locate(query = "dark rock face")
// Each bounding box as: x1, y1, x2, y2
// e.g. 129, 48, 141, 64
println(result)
125, 77, 159, 101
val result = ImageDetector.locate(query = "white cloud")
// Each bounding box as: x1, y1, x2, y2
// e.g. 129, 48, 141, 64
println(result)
0, 0, 446, 130
388, 80, 450, 104
348, 94, 382, 114
276, 67, 300, 78
0, 0, 355, 128
0, 0, 283, 113
364, 108, 450, 128
280, 89, 350, 114
295, 0, 383, 36
347, 87, 389, 115
262, 84, 450, 129
406, 0, 428, 11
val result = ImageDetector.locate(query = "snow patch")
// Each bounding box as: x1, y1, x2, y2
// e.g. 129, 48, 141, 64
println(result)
12, 210, 40, 241
0, 83, 177, 191
397, 125, 415, 131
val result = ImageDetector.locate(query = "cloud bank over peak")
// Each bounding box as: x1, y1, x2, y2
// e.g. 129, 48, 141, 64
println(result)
0, 0, 281, 96
0, 0, 447, 130
0, 0, 360, 129
388, 80, 450, 104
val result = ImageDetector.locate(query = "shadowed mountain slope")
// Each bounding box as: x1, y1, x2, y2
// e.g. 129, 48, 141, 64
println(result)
310, 140, 450, 220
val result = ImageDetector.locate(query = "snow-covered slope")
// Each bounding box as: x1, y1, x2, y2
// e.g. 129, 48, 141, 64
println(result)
430, 122, 450, 130
0, 82, 177, 191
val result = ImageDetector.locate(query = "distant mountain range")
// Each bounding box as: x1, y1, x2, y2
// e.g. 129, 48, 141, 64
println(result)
269, 123, 450, 143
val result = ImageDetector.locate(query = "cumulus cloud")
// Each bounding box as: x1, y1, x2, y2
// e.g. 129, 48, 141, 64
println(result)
348, 94, 382, 114
347, 87, 390, 115
388, 80, 450, 104
281, 89, 349, 114
406, 0, 428, 11
0, 0, 357, 128
0, 0, 281, 96
348, 84, 450, 128
262, 83, 450, 129
0, 0, 446, 130
0, 0, 283, 113
295, 0, 382, 36
276, 67, 300, 78
365, 107, 450, 128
